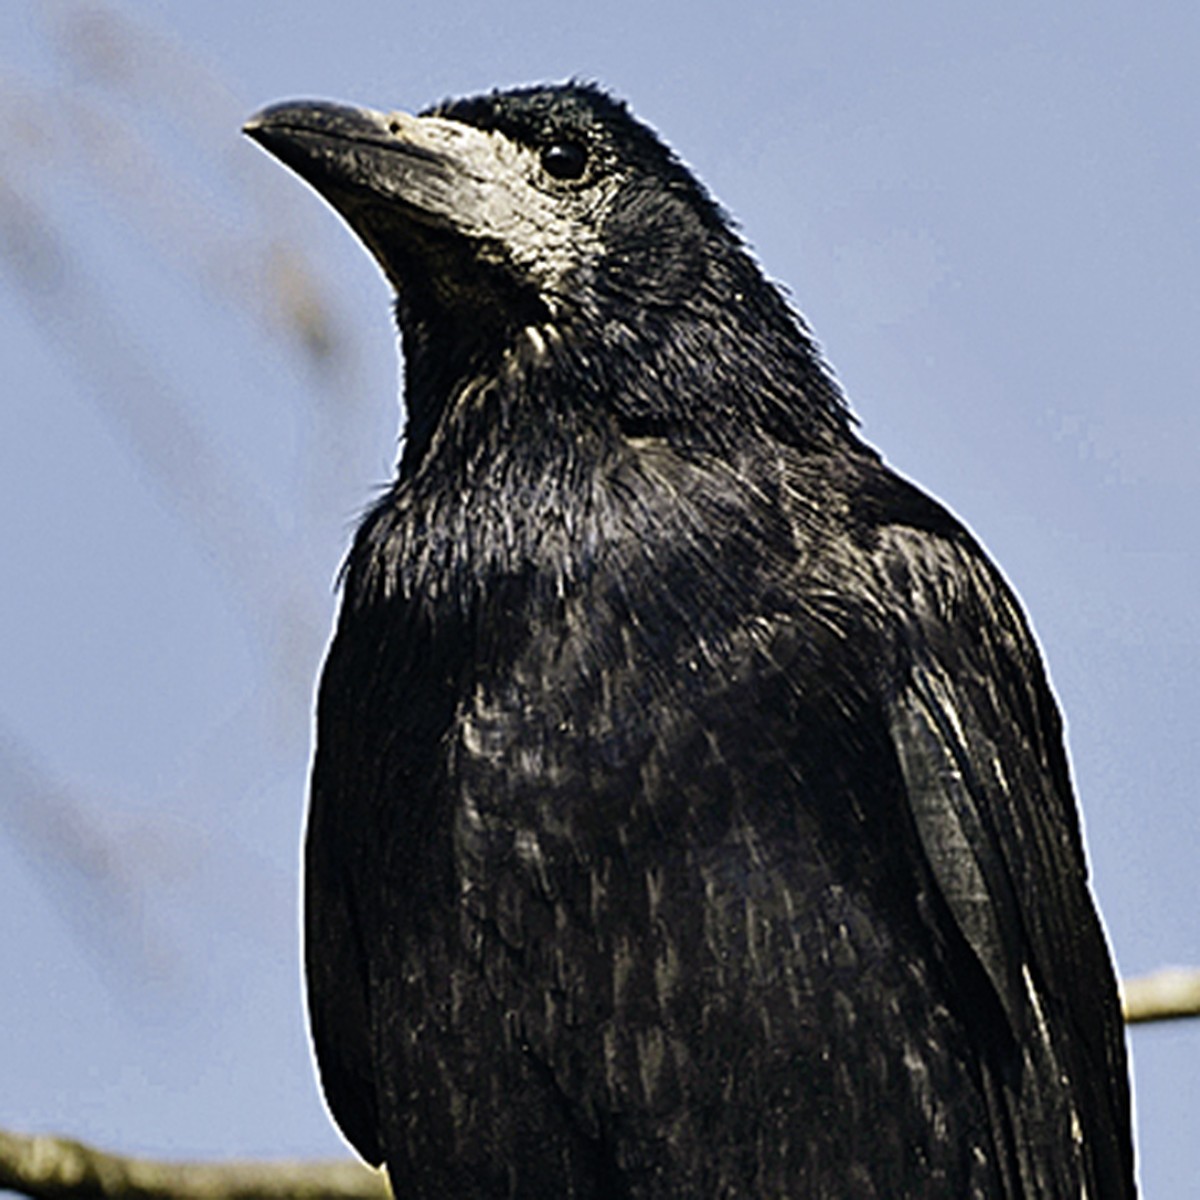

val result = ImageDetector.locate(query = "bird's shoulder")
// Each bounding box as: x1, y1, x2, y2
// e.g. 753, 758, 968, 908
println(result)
819, 454, 1135, 1193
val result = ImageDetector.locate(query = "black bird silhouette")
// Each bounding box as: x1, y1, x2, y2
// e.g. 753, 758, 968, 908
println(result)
245, 83, 1136, 1198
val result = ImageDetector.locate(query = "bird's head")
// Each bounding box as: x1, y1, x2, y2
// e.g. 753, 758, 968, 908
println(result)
245, 82, 850, 461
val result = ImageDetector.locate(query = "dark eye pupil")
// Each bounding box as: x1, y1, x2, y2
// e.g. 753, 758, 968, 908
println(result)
541, 141, 587, 180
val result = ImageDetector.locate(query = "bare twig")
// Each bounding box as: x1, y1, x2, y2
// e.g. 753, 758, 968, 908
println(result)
0, 725, 172, 990
0, 1129, 388, 1200
1121, 967, 1200, 1025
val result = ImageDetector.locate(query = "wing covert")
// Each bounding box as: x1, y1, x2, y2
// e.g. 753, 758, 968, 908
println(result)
877, 521, 1135, 1196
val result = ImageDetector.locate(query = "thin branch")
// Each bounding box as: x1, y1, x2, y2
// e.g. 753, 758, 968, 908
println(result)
0, 725, 173, 991
0, 1130, 388, 1200
1121, 967, 1200, 1025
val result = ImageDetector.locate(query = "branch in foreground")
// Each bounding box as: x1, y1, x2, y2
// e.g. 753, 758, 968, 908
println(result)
0, 1130, 388, 1200
1121, 966, 1200, 1024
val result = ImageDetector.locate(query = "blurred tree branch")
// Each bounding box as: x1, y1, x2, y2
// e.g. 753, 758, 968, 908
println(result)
0, 970, 1196, 1198
1121, 967, 1200, 1025
0, 1130, 388, 1200
0, 0, 378, 976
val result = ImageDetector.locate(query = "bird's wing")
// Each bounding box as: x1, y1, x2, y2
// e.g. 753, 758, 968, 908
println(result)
304, 618, 387, 1167
873, 513, 1135, 1196
304, 793, 382, 1165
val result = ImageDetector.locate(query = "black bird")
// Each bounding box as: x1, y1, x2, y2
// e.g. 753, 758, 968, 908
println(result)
245, 83, 1136, 1197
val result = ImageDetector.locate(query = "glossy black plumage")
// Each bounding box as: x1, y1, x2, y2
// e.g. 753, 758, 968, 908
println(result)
245, 83, 1137, 1197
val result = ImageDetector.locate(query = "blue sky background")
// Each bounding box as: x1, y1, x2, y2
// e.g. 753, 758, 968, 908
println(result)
1, 1, 1196, 1195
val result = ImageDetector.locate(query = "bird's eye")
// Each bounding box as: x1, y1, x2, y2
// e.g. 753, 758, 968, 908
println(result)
541, 141, 588, 181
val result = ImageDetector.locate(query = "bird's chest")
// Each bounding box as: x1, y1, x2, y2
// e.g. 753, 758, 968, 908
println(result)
383, 576, 919, 1124
446, 570, 773, 860
428, 563, 872, 966
347, 524, 939, 1147
344, 464, 896, 1022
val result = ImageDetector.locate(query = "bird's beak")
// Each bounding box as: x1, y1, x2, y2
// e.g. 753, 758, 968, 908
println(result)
244, 100, 463, 218
243, 100, 499, 285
